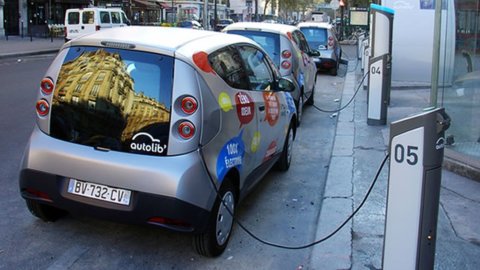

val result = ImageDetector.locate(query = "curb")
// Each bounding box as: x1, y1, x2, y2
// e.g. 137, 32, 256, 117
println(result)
0, 49, 60, 60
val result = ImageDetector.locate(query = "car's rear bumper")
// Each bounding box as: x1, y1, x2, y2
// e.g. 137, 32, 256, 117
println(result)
20, 168, 211, 233
19, 126, 217, 233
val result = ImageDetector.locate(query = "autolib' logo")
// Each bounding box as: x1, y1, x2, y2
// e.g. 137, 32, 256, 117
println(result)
130, 132, 167, 154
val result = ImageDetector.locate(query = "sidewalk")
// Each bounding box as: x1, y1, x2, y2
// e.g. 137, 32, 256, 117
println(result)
0, 35, 64, 59
310, 53, 480, 269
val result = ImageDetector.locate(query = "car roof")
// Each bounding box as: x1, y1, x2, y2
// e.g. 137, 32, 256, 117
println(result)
297, 22, 333, 29
63, 26, 257, 58
223, 22, 299, 35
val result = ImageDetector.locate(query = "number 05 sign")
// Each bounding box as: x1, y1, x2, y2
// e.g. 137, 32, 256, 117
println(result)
383, 108, 450, 270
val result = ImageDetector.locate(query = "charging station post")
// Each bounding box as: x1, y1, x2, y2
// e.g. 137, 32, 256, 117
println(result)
383, 107, 450, 270
367, 4, 394, 126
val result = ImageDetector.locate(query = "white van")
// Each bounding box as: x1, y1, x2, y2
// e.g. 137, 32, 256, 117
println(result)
64, 7, 130, 41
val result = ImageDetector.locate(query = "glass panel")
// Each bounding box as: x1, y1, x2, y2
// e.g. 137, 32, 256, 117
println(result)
100, 11, 110, 24
439, 0, 480, 161
68, 12, 79, 25
51, 47, 173, 156
209, 47, 250, 90
82, 11, 94, 24
237, 46, 274, 91
299, 27, 328, 50
227, 30, 281, 68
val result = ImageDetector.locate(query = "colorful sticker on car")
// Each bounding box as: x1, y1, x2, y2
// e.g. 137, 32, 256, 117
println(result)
251, 131, 261, 153
218, 92, 233, 112
285, 92, 296, 117
235, 91, 255, 128
298, 72, 304, 87
263, 140, 278, 162
263, 92, 280, 126
192, 51, 215, 74
216, 130, 245, 183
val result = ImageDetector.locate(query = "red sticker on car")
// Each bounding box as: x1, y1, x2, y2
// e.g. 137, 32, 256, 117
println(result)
192, 51, 215, 74
263, 92, 280, 126
263, 140, 277, 162
235, 91, 254, 128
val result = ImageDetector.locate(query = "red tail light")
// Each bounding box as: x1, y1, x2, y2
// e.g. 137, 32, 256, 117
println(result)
181, 96, 198, 115
64, 27, 67, 37
36, 99, 50, 117
282, 50, 292, 59
178, 121, 195, 140
40, 77, 54, 95
96, 25, 101, 31
281, 60, 292, 70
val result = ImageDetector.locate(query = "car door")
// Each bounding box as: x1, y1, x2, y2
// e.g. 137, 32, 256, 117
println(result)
80, 10, 96, 36
235, 44, 288, 168
206, 45, 260, 184
292, 30, 317, 97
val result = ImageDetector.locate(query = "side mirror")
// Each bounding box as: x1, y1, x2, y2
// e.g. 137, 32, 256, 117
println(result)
309, 50, 321, 57
277, 77, 296, 92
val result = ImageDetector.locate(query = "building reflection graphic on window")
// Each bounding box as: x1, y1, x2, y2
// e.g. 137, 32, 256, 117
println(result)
52, 49, 170, 150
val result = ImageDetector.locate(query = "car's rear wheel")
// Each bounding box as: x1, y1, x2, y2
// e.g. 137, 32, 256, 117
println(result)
276, 123, 294, 171
26, 199, 66, 222
193, 179, 236, 257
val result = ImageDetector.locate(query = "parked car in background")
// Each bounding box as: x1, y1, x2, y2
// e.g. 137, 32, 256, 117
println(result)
19, 26, 298, 257
297, 22, 342, 76
64, 7, 130, 41
223, 22, 319, 126
214, 19, 234, 31
177, 20, 203, 29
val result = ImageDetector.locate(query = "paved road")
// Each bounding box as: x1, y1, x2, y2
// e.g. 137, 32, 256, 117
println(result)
0, 53, 346, 269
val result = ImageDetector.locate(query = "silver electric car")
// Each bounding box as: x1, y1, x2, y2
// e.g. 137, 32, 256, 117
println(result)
19, 26, 298, 257
223, 22, 319, 126
297, 22, 342, 76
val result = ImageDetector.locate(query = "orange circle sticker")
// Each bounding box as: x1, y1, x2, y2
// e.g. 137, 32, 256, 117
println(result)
263, 92, 280, 126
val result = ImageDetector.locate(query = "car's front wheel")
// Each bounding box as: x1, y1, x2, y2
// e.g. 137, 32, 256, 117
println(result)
276, 123, 294, 171
296, 93, 304, 127
193, 179, 236, 257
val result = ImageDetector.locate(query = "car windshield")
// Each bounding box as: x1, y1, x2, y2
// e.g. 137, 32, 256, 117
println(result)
50, 46, 174, 156
226, 30, 280, 67
300, 27, 328, 50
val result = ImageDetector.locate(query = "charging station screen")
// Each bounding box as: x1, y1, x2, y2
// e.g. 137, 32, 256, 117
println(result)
349, 10, 369, 26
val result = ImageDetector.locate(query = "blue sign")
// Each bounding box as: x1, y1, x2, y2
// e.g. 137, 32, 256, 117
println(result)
216, 130, 245, 182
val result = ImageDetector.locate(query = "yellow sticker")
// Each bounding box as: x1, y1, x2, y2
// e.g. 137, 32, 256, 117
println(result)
218, 92, 233, 112
251, 131, 261, 153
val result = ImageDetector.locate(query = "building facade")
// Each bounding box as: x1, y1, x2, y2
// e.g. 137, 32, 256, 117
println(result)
1, 0, 232, 36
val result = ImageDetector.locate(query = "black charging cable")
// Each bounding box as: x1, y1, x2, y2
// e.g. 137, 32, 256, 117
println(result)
201, 145, 390, 250
305, 71, 368, 114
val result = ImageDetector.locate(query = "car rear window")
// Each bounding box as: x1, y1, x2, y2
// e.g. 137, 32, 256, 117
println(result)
67, 12, 80, 25
50, 46, 174, 156
300, 27, 328, 49
82, 11, 95, 24
227, 30, 280, 68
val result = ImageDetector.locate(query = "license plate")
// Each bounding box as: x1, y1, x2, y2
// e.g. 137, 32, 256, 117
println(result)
67, 179, 131, 206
